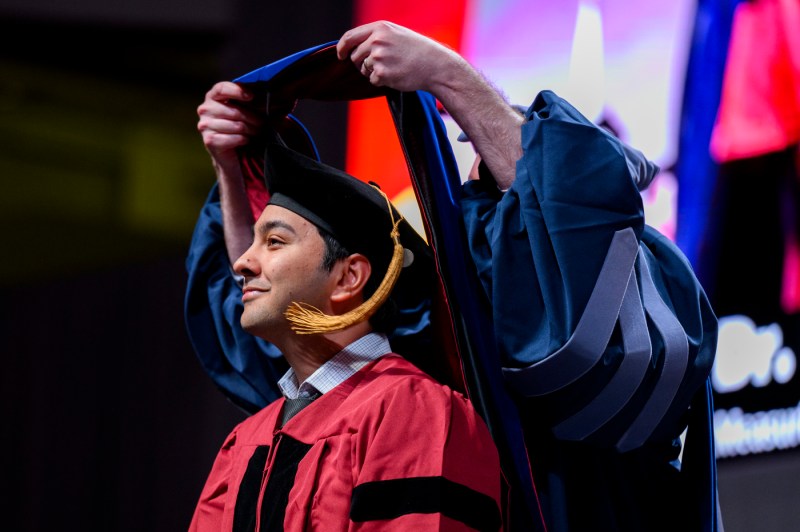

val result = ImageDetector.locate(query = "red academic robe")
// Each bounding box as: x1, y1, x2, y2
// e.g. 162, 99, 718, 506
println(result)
189, 354, 502, 531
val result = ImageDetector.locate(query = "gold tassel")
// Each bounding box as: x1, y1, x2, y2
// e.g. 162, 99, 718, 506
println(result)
285, 187, 406, 335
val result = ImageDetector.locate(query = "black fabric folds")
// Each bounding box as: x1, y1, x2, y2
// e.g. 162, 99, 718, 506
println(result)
350, 476, 501, 532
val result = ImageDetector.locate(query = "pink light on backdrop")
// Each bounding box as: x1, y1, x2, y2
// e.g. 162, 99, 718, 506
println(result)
450, 0, 696, 241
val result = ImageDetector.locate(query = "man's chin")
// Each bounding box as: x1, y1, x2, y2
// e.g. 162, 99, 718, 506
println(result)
240, 312, 262, 334
240, 314, 280, 342
241, 318, 265, 336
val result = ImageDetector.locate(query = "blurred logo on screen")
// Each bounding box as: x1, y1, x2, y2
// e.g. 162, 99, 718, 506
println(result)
712, 315, 800, 458
712, 315, 797, 394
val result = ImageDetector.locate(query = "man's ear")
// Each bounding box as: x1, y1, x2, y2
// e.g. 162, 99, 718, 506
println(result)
329, 253, 371, 304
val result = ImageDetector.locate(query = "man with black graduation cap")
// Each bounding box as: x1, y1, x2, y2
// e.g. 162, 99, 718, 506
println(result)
190, 18, 719, 532
190, 81, 502, 530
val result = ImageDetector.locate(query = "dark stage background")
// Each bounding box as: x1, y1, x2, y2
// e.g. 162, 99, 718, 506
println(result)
2, 1, 798, 531
0, 1, 352, 530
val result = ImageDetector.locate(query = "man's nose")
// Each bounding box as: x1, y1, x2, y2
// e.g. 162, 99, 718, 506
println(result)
233, 249, 259, 278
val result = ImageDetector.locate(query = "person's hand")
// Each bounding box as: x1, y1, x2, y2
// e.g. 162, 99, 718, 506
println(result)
338, 20, 522, 189
197, 81, 263, 172
336, 20, 465, 93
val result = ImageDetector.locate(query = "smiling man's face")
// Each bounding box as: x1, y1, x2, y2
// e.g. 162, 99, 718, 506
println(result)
233, 204, 338, 341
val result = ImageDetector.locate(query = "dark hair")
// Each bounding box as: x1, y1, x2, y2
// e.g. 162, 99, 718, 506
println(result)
319, 229, 351, 272
317, 227, 398, 334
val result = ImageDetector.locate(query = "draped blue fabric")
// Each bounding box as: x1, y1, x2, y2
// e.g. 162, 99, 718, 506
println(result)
184, 44, 721, 530
184, 44, 544, 528
461, 90, 720, 529
389, 90, 544, 529
464, 91, 647, 369
233, 43, 331, 84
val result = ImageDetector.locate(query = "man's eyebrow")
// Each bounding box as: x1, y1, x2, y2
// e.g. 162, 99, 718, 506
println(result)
254, 219, 296, 236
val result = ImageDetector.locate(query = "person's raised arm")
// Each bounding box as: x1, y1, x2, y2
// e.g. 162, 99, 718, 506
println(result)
336, 21, 524, 190
196, 81, 264, 264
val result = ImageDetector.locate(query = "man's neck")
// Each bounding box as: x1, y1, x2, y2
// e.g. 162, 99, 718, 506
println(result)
278, 321, 373, 384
